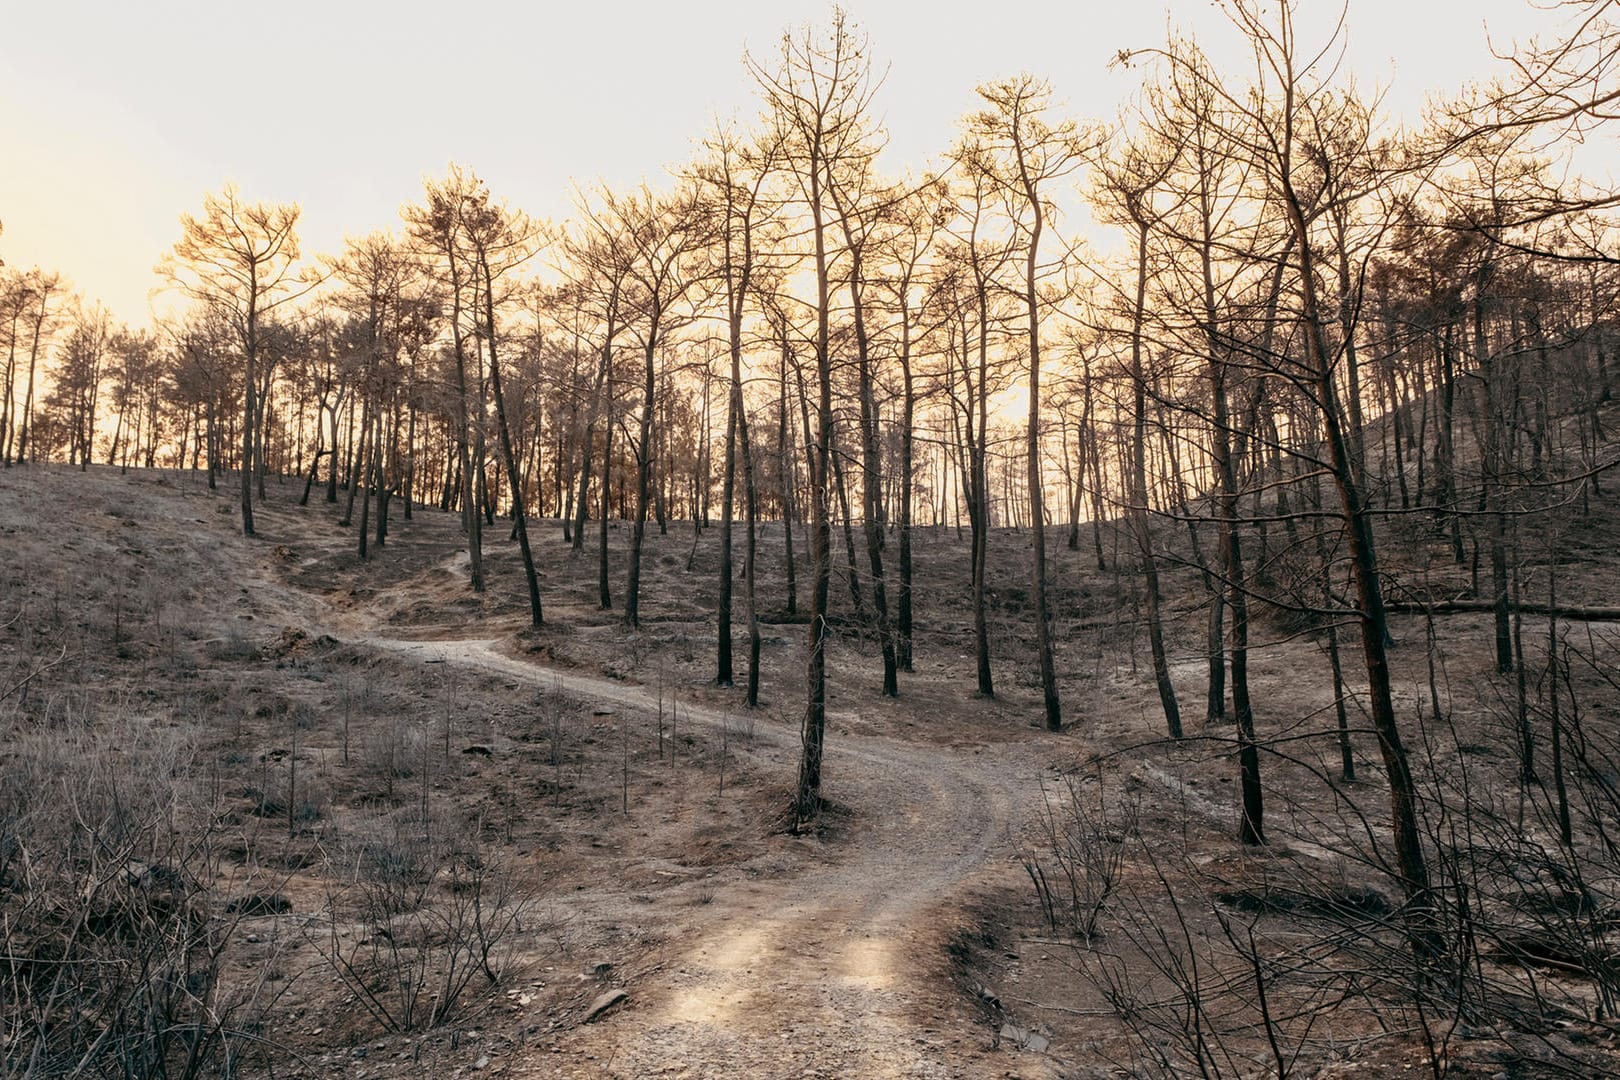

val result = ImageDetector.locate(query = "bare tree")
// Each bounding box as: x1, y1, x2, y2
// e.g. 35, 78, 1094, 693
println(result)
405, 167, 489, 590
828, 154, 900, 696
45, 299, 114, 470
458, 182, 546, 625
934, 147, 1017, 700
0, 268, 32, 465
872, 177, 948, 673
967, 74, 1090, 730
560, 195, 639, 609
693, 121, 780, 688
1092, 120, 1185, 741
593, 182, 711, 630
161, 186, 308, 535
8, 269, 66, 466
1208, 0, 1433, 936
750, 7, 881, 825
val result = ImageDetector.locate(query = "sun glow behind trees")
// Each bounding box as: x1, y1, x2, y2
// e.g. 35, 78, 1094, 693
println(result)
4, 2, 1620, 851
0, 1, 1574, 326
10, 11, 1620, 1073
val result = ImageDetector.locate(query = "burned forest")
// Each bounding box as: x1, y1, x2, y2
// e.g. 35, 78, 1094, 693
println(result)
5, 3, 1620, 1077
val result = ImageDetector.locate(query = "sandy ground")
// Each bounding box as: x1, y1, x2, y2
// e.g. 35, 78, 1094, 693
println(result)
6, 462, 1620, 1078
0, 466, 1068, 1078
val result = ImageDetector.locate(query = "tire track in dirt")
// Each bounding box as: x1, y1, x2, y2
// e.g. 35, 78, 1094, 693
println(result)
358, 634, 1043, 1079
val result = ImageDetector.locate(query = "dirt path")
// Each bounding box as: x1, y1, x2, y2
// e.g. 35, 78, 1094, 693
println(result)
0, 471, 1063, 1076
227, 520, 1054, 1076
359, 633, 1045, 1078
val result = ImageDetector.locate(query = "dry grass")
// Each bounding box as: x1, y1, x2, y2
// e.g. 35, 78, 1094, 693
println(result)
5, 455, 1620, 1076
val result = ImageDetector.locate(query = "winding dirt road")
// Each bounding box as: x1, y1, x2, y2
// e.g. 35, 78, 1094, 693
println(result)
222, 514, 1058, 1079
361, 633, 1048, 1078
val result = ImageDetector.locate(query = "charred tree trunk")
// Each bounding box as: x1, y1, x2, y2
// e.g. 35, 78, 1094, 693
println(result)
778, 332, 799, 617
483, 252, 543, 627
738, 380, 763, 706
718, 352, 739, 685
357, 412, 375, 559
1127, 218, 1181, 739
848, 256, 898, 697
1281, 169, 1436, 956
897, 321, 916, 671
342, 395, 369, 529
626, 326, 659, 629
829, 437, 866, 618
598, 384, 614, 610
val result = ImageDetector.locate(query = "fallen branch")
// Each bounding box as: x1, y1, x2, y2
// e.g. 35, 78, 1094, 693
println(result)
0, 643, 71, 704
1006, 996, 1115, 1017
1386, 600, 1620, 622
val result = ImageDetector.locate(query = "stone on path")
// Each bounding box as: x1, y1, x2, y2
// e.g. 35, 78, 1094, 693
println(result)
585, 989, 629, 1022
1000, 1023, 1050, 1054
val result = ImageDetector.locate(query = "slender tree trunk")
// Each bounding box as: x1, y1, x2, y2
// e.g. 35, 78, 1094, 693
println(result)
829, 437, 866, 618
477, 430, 494, 527
738, 380, 762, 706
342, 395, 369, 528
572, 408, 596, 550
240, 289, 258, 535
778, 328, 799, 616
897, 318, 916, 671
599, 385, 613, 610
326, 398, 343, 502
1087, 412, 1108, 572
1280, 169, 1435, 954
254, 372, 271, 501
1018, 151, 1060, 731
108, 406, 126, 469
968, 302, 994, 697
847, 251, 898, 696
376, 404, 395, 545
1475, 260, 1513, 673
449, 253, 484, 591
205, 398, 217, 487
403, 357, 417, 520
1310, 475, 1355, 781
795, 162, 833, 829
0, 304, 19, 466
357, 412, 374, 559
1212, 364, 1263, 845
1438, 323, 1464, 561
300, 403, 326, 505
16, 296, 49, 465
1196, 219, 1260, 841
1127, 219, 1181, 739
483, 251, 543, 627
718, 347, 739, 685
626, 324, 660, 629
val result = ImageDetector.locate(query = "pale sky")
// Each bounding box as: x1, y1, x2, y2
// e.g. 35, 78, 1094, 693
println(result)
0, 0, 1574, 325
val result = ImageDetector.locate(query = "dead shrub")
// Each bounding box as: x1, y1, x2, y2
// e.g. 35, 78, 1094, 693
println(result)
1023, 772, 1134, 943
0, 718, 292, 1078
310, 813, 543, 1032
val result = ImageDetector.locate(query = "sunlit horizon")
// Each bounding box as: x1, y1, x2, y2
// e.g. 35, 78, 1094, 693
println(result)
0, 0, 1579, 325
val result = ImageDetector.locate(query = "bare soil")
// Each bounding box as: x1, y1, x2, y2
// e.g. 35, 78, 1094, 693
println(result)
4, 463, 1619, 1078
0, 467, 1057, 1079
